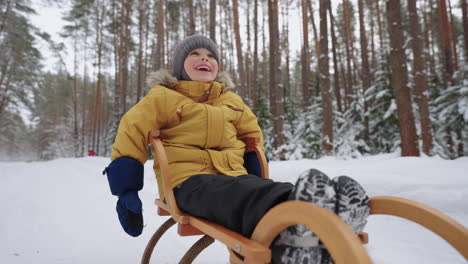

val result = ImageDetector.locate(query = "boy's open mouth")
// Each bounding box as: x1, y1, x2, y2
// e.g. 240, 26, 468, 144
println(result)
195, 64, 212, 72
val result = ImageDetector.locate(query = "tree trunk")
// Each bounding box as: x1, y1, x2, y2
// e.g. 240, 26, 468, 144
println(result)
72, 38, 79, 157
246, 0, 252, 101
448, 0, 459, 70
226, 0, 236, 82
112, 0, 121, 135
358, 0, 370, 143
121, 0, 132, 114
268, 0, 284, 157
209, 0, 216, 41
307, 1, 320, 62
165, 10, 170, 69
262, 1, 268, 98
407, 0, 434, 155
386, 0, 420, 156
0, 72, 11, 117
219, 1, 225, 69
188, 0, 195, 35
423, 5, 436, 74
319, 0, 333, 153
153, 0, 165, 70
329, 4, 342, 113
430, 0, 442, 67
136, 0, 145, 102
301, 0, 311, 106
81, 29, 89, 157
283, 2, 290, 98
252, 0, 259, 110
338, 49, 347, 110
438, 0, 454, 88
100, 82, 109, 154
462, 0, 468, 61
200, 1, 208, 36
0, 58, 11, 117
117, 0, 125, 119
375, 0, 384, 50
332, 12, 348, 110
368, 0, 377, 70
343, 0, 353, 108
94, 6, 104, 155
232, 0, 246, 98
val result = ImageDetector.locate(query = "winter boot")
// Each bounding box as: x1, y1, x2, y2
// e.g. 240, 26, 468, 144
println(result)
271, 169, 336, 264
319, 176, 371, 264
332, 176, 370, 234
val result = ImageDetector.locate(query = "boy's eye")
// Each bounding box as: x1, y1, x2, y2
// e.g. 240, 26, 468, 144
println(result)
190, 51, 199, 55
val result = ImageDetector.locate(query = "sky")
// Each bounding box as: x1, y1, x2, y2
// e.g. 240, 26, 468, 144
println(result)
31, 1, 74, 73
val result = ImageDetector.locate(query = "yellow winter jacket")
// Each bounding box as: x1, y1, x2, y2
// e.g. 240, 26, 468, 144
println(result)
110, 70, 264, 201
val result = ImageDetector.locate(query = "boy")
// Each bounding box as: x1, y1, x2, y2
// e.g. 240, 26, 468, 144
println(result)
105, 35, 369, 263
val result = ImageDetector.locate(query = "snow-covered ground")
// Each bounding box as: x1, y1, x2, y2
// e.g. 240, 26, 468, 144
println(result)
1, 154, 467, 263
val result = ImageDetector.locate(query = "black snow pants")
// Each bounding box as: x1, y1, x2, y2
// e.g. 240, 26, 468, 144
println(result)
174, 174, 293, 237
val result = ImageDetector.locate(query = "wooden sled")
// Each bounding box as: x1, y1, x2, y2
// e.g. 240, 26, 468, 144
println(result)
142, 130, 468, 264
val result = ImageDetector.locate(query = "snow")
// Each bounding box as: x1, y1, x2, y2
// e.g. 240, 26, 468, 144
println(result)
384, 99, 397, 119
1, 155, 467, 263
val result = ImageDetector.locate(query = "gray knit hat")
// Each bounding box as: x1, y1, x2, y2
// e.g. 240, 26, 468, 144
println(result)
172, 35, 220, 81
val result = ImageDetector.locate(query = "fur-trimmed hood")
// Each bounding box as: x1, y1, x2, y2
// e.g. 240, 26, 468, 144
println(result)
145, 69, 235, 90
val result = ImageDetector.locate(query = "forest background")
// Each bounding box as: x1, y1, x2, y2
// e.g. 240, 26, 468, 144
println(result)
0, 0, 466, 161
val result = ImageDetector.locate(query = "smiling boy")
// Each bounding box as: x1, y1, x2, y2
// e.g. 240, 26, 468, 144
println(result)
105, 35, 370, 264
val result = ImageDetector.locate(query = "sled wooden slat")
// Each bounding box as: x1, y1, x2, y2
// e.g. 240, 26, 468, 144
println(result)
190, 217, 271, 262
369, 196, 468, 260
155, 199, 170, 215
178, 222, 204, 237
155, 198, 271, 261
156, 204, 170, 216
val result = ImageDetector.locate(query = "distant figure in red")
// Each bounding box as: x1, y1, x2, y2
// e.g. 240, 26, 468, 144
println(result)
88, 150, 96, 156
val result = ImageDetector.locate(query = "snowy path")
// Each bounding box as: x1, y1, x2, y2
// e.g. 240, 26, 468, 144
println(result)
1, 155, 467, 263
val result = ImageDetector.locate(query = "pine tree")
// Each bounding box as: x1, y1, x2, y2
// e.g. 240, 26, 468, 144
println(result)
366, 49, 400, 153
0, 0, 42, 158
0, 0, 41, 118
432, 64, 468, 158
334, 95, 369, 158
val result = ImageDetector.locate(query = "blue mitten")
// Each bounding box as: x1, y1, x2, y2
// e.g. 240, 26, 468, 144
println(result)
117, 191, 143, 237
243, 152, 269, 177
104, 156, 144, 237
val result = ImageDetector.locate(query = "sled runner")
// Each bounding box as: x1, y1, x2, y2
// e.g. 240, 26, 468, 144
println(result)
142, 130, 468, 264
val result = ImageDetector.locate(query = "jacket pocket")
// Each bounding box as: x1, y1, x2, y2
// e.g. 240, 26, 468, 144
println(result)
226, 151, 246, 172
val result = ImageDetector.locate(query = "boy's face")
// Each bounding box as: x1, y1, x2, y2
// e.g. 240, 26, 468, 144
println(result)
183, 48, 218, 83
